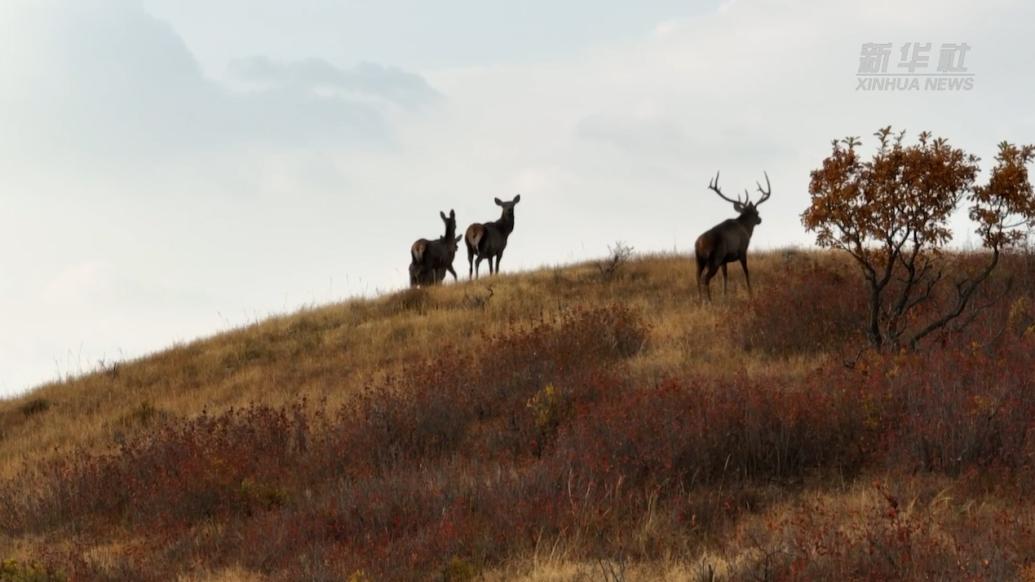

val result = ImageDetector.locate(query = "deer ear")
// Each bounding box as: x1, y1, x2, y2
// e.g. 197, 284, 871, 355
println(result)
513, 194, 521, 204
449, 209, 455, 218
440, 211, 447, 221
494, 197, 504, 206
455, 235, 463, 243
734, 202, 745, 212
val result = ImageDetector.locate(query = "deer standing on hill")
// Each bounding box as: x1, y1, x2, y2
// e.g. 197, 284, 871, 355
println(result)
410, 210, 462, 287
694, 171, 772, 301
465, 195, 521, 279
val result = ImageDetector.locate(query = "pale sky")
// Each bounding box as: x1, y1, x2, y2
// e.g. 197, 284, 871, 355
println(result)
1, 0, 1033, 395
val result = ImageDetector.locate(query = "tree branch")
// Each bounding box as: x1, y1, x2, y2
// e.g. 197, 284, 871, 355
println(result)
908, 247, 1000, 348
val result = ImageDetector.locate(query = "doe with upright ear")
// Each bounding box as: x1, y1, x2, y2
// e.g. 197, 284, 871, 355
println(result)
465, 194, 521, 279
409, 209, 461, 287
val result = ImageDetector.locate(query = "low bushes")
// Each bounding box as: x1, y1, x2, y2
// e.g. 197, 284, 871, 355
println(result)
738, 256, 867, 355
557, 376, 866, 489
853, 338, 1035, 480
720, 479, 1035, 581
5, 300, 1035, 579
0, 306, 649, 579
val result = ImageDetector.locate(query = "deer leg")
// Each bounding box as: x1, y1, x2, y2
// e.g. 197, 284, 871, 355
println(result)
495, 252, 503, 275
740, 258, 752, 296
467, 249, 475, 279
721, 263, 729, 296
447, 265, 458, 282
696, 261, 706, 301
703, 264, 719, 302
474, 256, 484, 279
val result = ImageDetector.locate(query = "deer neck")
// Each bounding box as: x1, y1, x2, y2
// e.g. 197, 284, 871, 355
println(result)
442, 222, 456, 242
497, 210, 515, 235
735, 215, 757, 237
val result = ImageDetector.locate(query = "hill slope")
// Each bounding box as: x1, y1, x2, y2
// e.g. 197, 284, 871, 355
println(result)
0, 254, 814, 476
2, 251, 1035, 581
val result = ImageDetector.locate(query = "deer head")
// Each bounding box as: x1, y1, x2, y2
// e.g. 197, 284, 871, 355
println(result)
707, 171, 772, 225
494, 195, 521, 218
439, 209, 457, 236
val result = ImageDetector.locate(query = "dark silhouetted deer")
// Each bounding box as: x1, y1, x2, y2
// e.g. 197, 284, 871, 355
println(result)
465, 195, 521, 279
410, 210, 462, 287
694, 171, 771, 301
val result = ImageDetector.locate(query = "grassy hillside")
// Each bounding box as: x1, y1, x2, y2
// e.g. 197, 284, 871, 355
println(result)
2, 250, 1035, 581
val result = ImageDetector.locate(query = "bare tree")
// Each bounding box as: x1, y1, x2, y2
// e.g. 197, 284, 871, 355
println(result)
597, 241, 635, 282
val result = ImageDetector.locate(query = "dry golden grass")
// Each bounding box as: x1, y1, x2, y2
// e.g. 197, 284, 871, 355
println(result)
0, 251, 816, 480
484, 475, 1035, 581
176, 567, 268, 582
3, 248, 1035, 580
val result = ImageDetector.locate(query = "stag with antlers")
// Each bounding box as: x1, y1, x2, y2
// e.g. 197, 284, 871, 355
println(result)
694, 171, 772, 301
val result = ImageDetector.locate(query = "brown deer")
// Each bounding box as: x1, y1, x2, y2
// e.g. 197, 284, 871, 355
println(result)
410, 210, 462, 287
465, 195, 521, 279
694, 171, 771, 301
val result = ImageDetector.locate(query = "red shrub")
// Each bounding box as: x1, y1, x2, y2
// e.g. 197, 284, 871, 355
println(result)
334, 305, 646, 473
555, 376, 866, 488
3, 403, 310, 535
739, 255, 867, 355
848, 336, 1035, 480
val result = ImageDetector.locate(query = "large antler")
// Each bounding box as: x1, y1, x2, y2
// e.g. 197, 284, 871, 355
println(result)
754, 171, 772, 206
707, 171, 747, 208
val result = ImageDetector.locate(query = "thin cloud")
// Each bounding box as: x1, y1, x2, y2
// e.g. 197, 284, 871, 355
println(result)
0, 0, 439, 161
227, 57, 441, 109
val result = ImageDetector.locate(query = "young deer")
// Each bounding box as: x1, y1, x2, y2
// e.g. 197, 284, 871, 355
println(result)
465, 195, 521, 279
410, 210, 462, 287
694, 171, 772, 301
